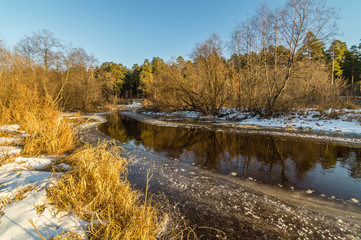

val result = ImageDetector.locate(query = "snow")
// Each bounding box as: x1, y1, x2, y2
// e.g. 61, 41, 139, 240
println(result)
13, 156, 54, 170
0, 137, 20, 145
0, 189, 87, 240
236, 114, 361, 134
142, 110, 201, 118
0, 125, 21, 132
54, 163, 71, 171
0, 146, 22, 158
64, 112, 108, 123
0, 126, 88, 240
126, 101, 142, 108
0, 170, 53, 200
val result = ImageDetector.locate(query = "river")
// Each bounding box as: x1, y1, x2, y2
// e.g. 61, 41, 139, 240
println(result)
99, 112, 361, 201
78, 111, 361, 239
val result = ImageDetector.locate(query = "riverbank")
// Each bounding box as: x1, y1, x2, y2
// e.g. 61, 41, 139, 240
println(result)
138, 108, 361, 146
0, 124, 87, 239
81, 110, 361, 239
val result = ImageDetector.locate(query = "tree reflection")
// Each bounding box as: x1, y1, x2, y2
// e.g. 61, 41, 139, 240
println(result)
101, 113, 361, 186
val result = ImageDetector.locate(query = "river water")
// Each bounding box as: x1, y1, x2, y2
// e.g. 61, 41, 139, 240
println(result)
99, 112, 361, 201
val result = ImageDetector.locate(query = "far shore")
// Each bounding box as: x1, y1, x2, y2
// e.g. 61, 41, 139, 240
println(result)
115, 108, 361, 147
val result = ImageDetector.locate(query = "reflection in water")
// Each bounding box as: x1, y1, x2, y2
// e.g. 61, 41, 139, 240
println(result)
99, 113, 361, 200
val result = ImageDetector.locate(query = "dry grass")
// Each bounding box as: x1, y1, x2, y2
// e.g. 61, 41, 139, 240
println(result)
52, 231, 83, 240
0, 153, 16, 167
0, 196, 10, 209
47, 142, 163, 240
13, 184, 36, 202
0, 84, 75, 156
21, 112, 75, 156
0, 52, 75, 156
103, 102, 118, 111
0, 71, 165, 239
0, 131, 16, 138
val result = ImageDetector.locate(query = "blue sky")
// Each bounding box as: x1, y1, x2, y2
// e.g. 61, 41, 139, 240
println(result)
0, 0, 359, 68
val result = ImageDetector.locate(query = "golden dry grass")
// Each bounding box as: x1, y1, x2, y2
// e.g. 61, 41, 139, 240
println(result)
0, 51, 75, 156
0, 80, 75, 156
47, 142, 162, 240
0, 154, 16, 167
21, 112, 75, 156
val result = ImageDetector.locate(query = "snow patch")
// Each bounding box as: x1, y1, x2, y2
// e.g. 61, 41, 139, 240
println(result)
0, 124, 21, 132
0, 189, 88, 239
14, 156, 55, 170
0, 170, 53, 199
0, 146, 22, 157
127, 101, 142, 108
54, 163, 71, 171
0, 137, 20, 145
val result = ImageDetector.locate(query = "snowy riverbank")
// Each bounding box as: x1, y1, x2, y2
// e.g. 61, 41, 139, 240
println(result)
0, 125, 87, 239
138, 108, 361, 146
141, 108, 361, 135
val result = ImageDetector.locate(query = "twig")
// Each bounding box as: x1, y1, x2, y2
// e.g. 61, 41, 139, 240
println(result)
28, 218, 46, 240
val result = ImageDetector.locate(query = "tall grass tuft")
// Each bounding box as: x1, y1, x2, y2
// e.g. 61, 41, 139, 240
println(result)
47, 142, 162, 239
0, 52, 74, 155
21, 105, 75, 156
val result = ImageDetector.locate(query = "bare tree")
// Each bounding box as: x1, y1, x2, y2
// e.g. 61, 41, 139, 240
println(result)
60, 47, 101, 109
147, 35, 234, 114
189, 34, 233, 115
16, 29, 62, 71
270, 0, 337, 112
230, 17, 262, 111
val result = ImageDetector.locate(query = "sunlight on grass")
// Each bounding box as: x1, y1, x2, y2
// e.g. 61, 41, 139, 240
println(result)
47, 142, 163, 239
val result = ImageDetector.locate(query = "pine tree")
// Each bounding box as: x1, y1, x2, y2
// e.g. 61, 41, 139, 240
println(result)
343, 45, 361, 85
327, 40, 348, 78
302, 31, 326, 61
139, 59, 153, 97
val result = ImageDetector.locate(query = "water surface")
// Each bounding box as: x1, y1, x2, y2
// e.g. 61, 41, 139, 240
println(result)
99, 112, 361, 200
